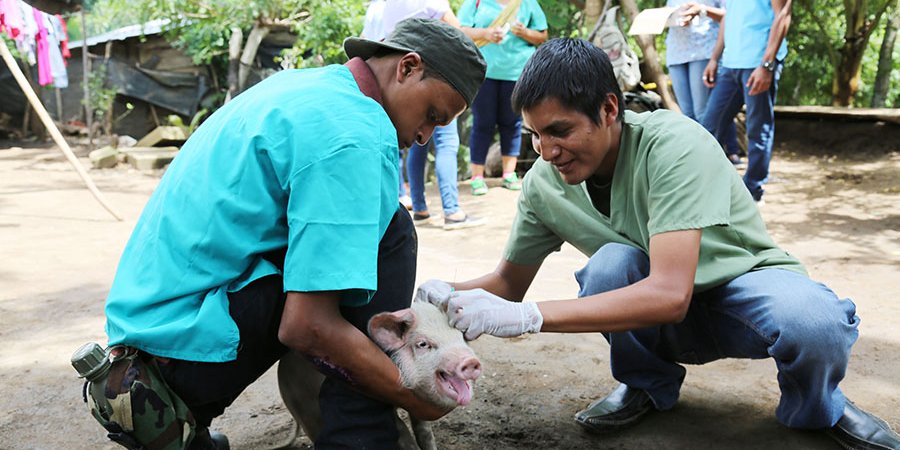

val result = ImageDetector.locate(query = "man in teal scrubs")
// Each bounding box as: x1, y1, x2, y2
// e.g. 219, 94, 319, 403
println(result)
102, 18, 485, 450
418, 38, 900, 449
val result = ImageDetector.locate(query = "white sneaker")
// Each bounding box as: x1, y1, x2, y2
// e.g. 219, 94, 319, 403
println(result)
399, 195, 412, 211
443, 213, 486, 230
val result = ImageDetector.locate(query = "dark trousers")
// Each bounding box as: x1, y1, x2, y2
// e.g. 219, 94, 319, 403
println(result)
157, 206, 417, 449
469, 78, 522, 165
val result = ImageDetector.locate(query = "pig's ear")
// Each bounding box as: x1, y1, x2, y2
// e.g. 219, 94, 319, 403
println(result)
368, 308, 417, 353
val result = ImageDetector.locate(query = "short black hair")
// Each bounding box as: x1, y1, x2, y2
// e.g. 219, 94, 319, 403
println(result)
512, 38, 625, 124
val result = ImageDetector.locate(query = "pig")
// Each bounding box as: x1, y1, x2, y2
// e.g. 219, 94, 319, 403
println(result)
276, 300, 482, 450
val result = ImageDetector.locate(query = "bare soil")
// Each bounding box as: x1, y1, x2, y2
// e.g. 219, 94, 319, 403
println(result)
0, 132, 897, 450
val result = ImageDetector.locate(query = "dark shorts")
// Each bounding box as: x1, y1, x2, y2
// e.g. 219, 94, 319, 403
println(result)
157, 205, 416, 449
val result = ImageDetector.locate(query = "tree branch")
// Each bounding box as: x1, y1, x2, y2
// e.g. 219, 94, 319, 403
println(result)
799, 0, 841, 66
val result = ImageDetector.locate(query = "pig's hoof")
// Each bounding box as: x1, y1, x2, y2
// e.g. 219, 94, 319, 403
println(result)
574, 383, 653, 434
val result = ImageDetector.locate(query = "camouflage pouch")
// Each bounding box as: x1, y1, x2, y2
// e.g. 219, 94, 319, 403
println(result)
83, 347, 196, 450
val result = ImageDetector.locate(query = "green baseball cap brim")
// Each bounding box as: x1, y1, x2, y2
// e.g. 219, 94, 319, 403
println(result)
343, 18, 486, 107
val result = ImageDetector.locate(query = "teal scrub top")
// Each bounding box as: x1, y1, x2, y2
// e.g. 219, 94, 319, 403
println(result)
105, 65, 400, 363
457, 0, 548, 81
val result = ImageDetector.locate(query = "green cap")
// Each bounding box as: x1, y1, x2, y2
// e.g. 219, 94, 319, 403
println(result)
344, 18, 487, 107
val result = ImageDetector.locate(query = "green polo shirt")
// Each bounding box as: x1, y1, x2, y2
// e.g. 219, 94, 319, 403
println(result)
505, 110, 804, 292
105, 65, 400, 362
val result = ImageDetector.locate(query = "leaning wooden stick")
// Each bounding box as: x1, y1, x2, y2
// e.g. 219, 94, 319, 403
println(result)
0, 37, 123, 221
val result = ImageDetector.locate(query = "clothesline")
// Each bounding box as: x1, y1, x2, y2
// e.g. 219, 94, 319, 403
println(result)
0, 0, 71, 88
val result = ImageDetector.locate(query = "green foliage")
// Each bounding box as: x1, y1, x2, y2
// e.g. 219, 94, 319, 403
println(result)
68, 0, 900, 107
780, 3, 841, 105
83, 64, 116, 124
541, 0, 584, 38
287, 0, 366, 67
786, 0, 899, 106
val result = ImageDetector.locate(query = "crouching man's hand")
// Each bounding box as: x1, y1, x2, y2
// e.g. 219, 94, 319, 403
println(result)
415, 279, 454, 310
447, 289, 543, 340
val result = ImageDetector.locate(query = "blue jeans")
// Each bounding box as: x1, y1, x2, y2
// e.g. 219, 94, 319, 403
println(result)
398, 149, 407, 198
668, 60, 739, 154
469, 78, 521, 165
575, 243, 859, 429
406, 120, 461, 215
702, 64, 783, 200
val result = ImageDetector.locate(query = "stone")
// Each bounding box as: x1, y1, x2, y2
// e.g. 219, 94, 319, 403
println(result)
89, 146, 119, 169
121, 146, 179, 170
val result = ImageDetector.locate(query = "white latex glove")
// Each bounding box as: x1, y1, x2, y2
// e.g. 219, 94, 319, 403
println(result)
414, 279, 454, 310
446, 289, 543, 340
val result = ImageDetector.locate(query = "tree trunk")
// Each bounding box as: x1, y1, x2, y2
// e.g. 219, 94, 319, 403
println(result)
618, 0, 681, 112
225, 27, 243, 103
584, 0, 603, 35
832, 0, 889, 106
872, 1, 898, 107
237, 23, 270, 93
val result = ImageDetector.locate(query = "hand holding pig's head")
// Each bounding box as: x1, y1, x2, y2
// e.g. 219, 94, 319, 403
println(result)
368, 301, 482, 410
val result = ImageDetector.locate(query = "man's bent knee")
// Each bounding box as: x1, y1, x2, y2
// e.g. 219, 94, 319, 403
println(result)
576, 243, 649, 297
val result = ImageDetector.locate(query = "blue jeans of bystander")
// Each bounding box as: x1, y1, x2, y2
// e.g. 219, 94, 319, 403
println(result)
406, 120, 461, 216
668, 60, 739, 154
702, 64, 783, 200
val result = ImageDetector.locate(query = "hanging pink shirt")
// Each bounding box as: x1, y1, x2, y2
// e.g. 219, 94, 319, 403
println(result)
33, 7, 52, 86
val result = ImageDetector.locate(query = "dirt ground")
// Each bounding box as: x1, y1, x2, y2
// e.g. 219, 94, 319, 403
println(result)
0, 131, 898, 450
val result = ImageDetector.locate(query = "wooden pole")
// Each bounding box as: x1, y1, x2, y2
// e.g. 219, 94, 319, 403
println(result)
55, 87, 63, 120
81, 7, 93, 149
0, 35, 123, 221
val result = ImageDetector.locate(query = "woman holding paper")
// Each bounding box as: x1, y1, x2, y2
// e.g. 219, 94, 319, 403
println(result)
666, 0, 740, 163
457, 0, 548, 196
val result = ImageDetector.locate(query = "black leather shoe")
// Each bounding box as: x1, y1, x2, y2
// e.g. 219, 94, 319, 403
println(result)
826, 400, 900, 450
574, 383, 654, 434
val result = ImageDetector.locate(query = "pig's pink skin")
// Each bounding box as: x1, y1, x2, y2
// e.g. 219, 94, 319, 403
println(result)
369, 301, 481, 411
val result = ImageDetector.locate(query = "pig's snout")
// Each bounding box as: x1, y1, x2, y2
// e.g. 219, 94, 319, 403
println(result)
457, 356, 482, 380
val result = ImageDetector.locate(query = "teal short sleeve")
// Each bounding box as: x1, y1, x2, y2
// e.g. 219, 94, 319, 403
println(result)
283, 148, 386, 299
523, 0, 548, 30
458, 0, 477, 26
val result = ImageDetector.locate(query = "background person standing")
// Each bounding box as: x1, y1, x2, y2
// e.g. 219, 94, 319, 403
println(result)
701, 0, 791, 203
382, 0, 487, 230
665, 0, 740, 164
457, 0, 548, 196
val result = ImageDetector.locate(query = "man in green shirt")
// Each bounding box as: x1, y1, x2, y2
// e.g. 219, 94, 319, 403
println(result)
418, 38, 899, 449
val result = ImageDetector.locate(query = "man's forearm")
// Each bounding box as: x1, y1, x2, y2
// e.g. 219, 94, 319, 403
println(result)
710, 20, 725, 62
279, 292, 444, 419
763, 0, 792, 61
451, 260, 541, 302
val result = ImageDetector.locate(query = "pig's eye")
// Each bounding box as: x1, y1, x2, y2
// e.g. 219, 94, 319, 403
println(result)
415, 340, 432, 349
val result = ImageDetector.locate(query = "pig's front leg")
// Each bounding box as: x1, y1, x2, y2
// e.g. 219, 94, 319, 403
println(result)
395, 410, 421, 450
277, 351, 325, 445
410, 415, 437, 450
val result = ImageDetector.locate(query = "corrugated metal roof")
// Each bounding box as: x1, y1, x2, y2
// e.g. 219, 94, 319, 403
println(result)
68, 19, 171, 50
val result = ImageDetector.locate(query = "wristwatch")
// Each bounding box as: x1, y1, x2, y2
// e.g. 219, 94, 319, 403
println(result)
699, 5, 708, 18
761, 60, 777, 73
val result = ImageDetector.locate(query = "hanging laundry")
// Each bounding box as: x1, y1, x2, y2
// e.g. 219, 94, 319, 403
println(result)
0, 0, 24, 39
32, 7, 52, 86
55, 14, 69, 60
17, 0, 37, 65
46, 14, 66, 87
